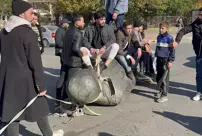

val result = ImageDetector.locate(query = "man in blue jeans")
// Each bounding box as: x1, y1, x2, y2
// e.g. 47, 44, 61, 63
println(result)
172, 7, 202, 101
104, 0, 128, 30
115, 21, 142, 80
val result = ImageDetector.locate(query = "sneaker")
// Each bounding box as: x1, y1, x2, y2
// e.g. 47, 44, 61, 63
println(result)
193, 92, 201, 101
157, 96, 168, 103
127, 71, 135, 80
155, 91, 162, 98
53, 129, 64, 136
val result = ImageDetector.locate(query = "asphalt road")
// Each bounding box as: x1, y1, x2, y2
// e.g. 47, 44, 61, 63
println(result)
2, 34, 202, 136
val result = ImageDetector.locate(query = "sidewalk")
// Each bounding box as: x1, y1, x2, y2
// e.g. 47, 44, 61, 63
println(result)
146, 27, 192, 43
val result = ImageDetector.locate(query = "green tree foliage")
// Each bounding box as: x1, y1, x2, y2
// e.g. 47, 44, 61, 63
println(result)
165, 0, 196, 16
53, 0, 198, 19
0, 0, 11, 15
54, 0, 103, 14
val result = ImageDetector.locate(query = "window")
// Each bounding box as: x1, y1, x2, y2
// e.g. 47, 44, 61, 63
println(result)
41, 27, 46, 32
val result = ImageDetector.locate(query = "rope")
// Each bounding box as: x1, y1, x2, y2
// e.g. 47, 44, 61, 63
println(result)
0, 54, 113, 134
0, 94, 101, 135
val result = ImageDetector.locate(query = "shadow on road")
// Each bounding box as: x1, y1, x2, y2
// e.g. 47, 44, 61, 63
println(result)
98, 132, 115, 136
183, 56, 195, 69
0, 124, 40, 136
169, 81, 196, 99
44, 67, 60, 113
131, 89, 156, 100
153, 111, 202, 135
20, 124, 41, 136
131, 80, 196, 100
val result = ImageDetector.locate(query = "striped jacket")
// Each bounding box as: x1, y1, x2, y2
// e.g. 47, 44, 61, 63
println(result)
155, 32, 175, 62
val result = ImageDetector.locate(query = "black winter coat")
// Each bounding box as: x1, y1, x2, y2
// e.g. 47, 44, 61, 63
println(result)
0, 16, 49, 122
55, 27, 67, 56
62, 26, 83, 68
176, 18, 202, 56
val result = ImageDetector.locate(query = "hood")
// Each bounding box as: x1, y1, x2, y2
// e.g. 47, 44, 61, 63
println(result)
4, 15, 31, 33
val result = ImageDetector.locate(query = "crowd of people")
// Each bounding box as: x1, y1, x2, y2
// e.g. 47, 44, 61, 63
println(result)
1, 0, 202, 136
55, 10, 175, 104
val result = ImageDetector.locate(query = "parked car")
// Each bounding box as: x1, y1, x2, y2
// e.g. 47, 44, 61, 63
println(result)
41, 25, 58, 47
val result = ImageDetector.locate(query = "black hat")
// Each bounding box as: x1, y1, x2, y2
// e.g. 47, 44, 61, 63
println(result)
60, 18, 71, 24
12, 0, 33, 16
133, 20, 143, 27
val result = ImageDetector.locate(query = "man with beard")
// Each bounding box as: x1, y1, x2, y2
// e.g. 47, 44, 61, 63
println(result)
54, 18, 71, 109
0, 0, 63, 135
62, 14, 85, 69
82, 11, 119, 71
172, 7, 202, 101
115, 20, 142, 80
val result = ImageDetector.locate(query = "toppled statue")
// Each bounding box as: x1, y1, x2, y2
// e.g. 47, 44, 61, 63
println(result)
65, 58, 136, 107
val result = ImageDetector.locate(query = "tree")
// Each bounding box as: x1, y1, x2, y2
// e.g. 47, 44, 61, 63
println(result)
0, 0, 11, 21
165, 0, 195, 16
54, 0, 103, 15
126, 0, 169, 21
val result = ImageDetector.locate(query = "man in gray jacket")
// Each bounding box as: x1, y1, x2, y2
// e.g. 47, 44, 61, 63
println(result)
82, 11, 119, 71
104, 0, 128, 30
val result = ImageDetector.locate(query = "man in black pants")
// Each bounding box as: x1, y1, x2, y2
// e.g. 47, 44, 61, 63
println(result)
0, 1, 63, 135
55, 18, 70, 109
0, 0, 64, 136
56, 14, 85, 111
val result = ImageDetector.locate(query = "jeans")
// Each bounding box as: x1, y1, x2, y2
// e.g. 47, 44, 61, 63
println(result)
196, 55, 202, 93
6, 116, 52, 136
116, 55, 132, 73
106, 12, 125, 30
116, 45, 139, 73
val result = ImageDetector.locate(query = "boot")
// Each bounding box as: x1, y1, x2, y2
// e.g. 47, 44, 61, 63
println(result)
127, 71, 135, 80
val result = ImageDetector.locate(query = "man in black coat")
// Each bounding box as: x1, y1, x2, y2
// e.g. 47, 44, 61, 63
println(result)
172, 7, 202, 102
0, 1, 63, 135
55, 18, 70, 109
62, 14, 85, 68
55, 18, 70, 60
55, 14, 85, 109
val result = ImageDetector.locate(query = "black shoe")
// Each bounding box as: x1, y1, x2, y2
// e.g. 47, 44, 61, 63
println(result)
145, 72, 153, 77
100, 62, 107, 72
127, 71, 135, 80
134, 71, 150, 80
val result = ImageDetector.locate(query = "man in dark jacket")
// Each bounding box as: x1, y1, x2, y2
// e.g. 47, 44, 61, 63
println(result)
172, 7, 202, 101
54, 18, 70, 109
55, 18, 70, 59
62, 14, 85, 68
116, 20, 142, 80
0, 1, 63, 135
82, 11, 119, 71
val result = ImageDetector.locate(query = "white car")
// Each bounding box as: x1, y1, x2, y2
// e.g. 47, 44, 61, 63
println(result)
41, 25, 58, 47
